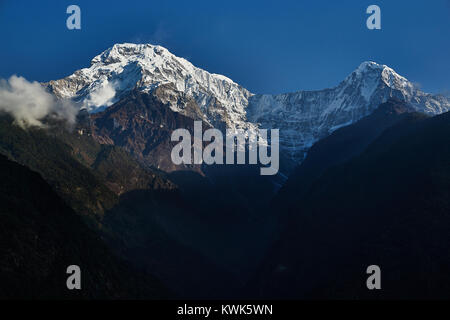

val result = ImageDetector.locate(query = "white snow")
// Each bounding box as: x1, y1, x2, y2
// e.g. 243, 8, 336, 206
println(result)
46, 45, 450, 164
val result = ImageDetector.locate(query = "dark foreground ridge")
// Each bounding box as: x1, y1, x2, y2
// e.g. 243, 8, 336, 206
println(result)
253, 102, 450, 299
0, 154, 169, 299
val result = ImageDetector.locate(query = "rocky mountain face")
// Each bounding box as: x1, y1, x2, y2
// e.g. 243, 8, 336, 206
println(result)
90, 89, 204, 173
46, 44, 450, 166
46, 43, 255, 132
247, 62, 449, 161
0, 113, 175, 225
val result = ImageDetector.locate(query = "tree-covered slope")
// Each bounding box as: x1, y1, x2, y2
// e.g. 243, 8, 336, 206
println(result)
0, 154, 168, 299
254, 108, 450, 299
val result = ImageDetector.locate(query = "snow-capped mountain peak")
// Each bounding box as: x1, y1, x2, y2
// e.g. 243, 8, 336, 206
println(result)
247, 61, 449, 161
46, 43, 253, 130
348, 61, 414, 98
46, 44, 449, 164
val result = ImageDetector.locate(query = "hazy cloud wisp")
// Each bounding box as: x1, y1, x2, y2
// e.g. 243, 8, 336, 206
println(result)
83, 81, 117, 112
0, 75, 78, 127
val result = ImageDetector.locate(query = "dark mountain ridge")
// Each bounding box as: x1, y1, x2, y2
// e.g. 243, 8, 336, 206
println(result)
252, 104, 450, 299
275, 98, 424, 210
1, 92, 449, 299
0, 154, 168, 299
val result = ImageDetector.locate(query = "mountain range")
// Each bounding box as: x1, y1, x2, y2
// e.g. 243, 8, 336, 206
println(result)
0, 43, 449, 299
46, 43, 449, 166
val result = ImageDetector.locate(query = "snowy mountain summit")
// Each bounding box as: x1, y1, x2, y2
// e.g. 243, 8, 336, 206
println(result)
46, 43, 253, 130
46, 43, 450, 163
247, 61, 450, 160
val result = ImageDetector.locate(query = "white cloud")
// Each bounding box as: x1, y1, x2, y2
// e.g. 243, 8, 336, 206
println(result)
0, 75, 78, 127
83, 81, 117, 112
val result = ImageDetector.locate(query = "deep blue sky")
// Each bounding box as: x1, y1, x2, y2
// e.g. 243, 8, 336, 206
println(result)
0, 0, 449, 94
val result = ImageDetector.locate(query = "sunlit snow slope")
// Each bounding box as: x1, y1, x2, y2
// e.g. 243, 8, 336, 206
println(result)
46, 44, 450, 163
